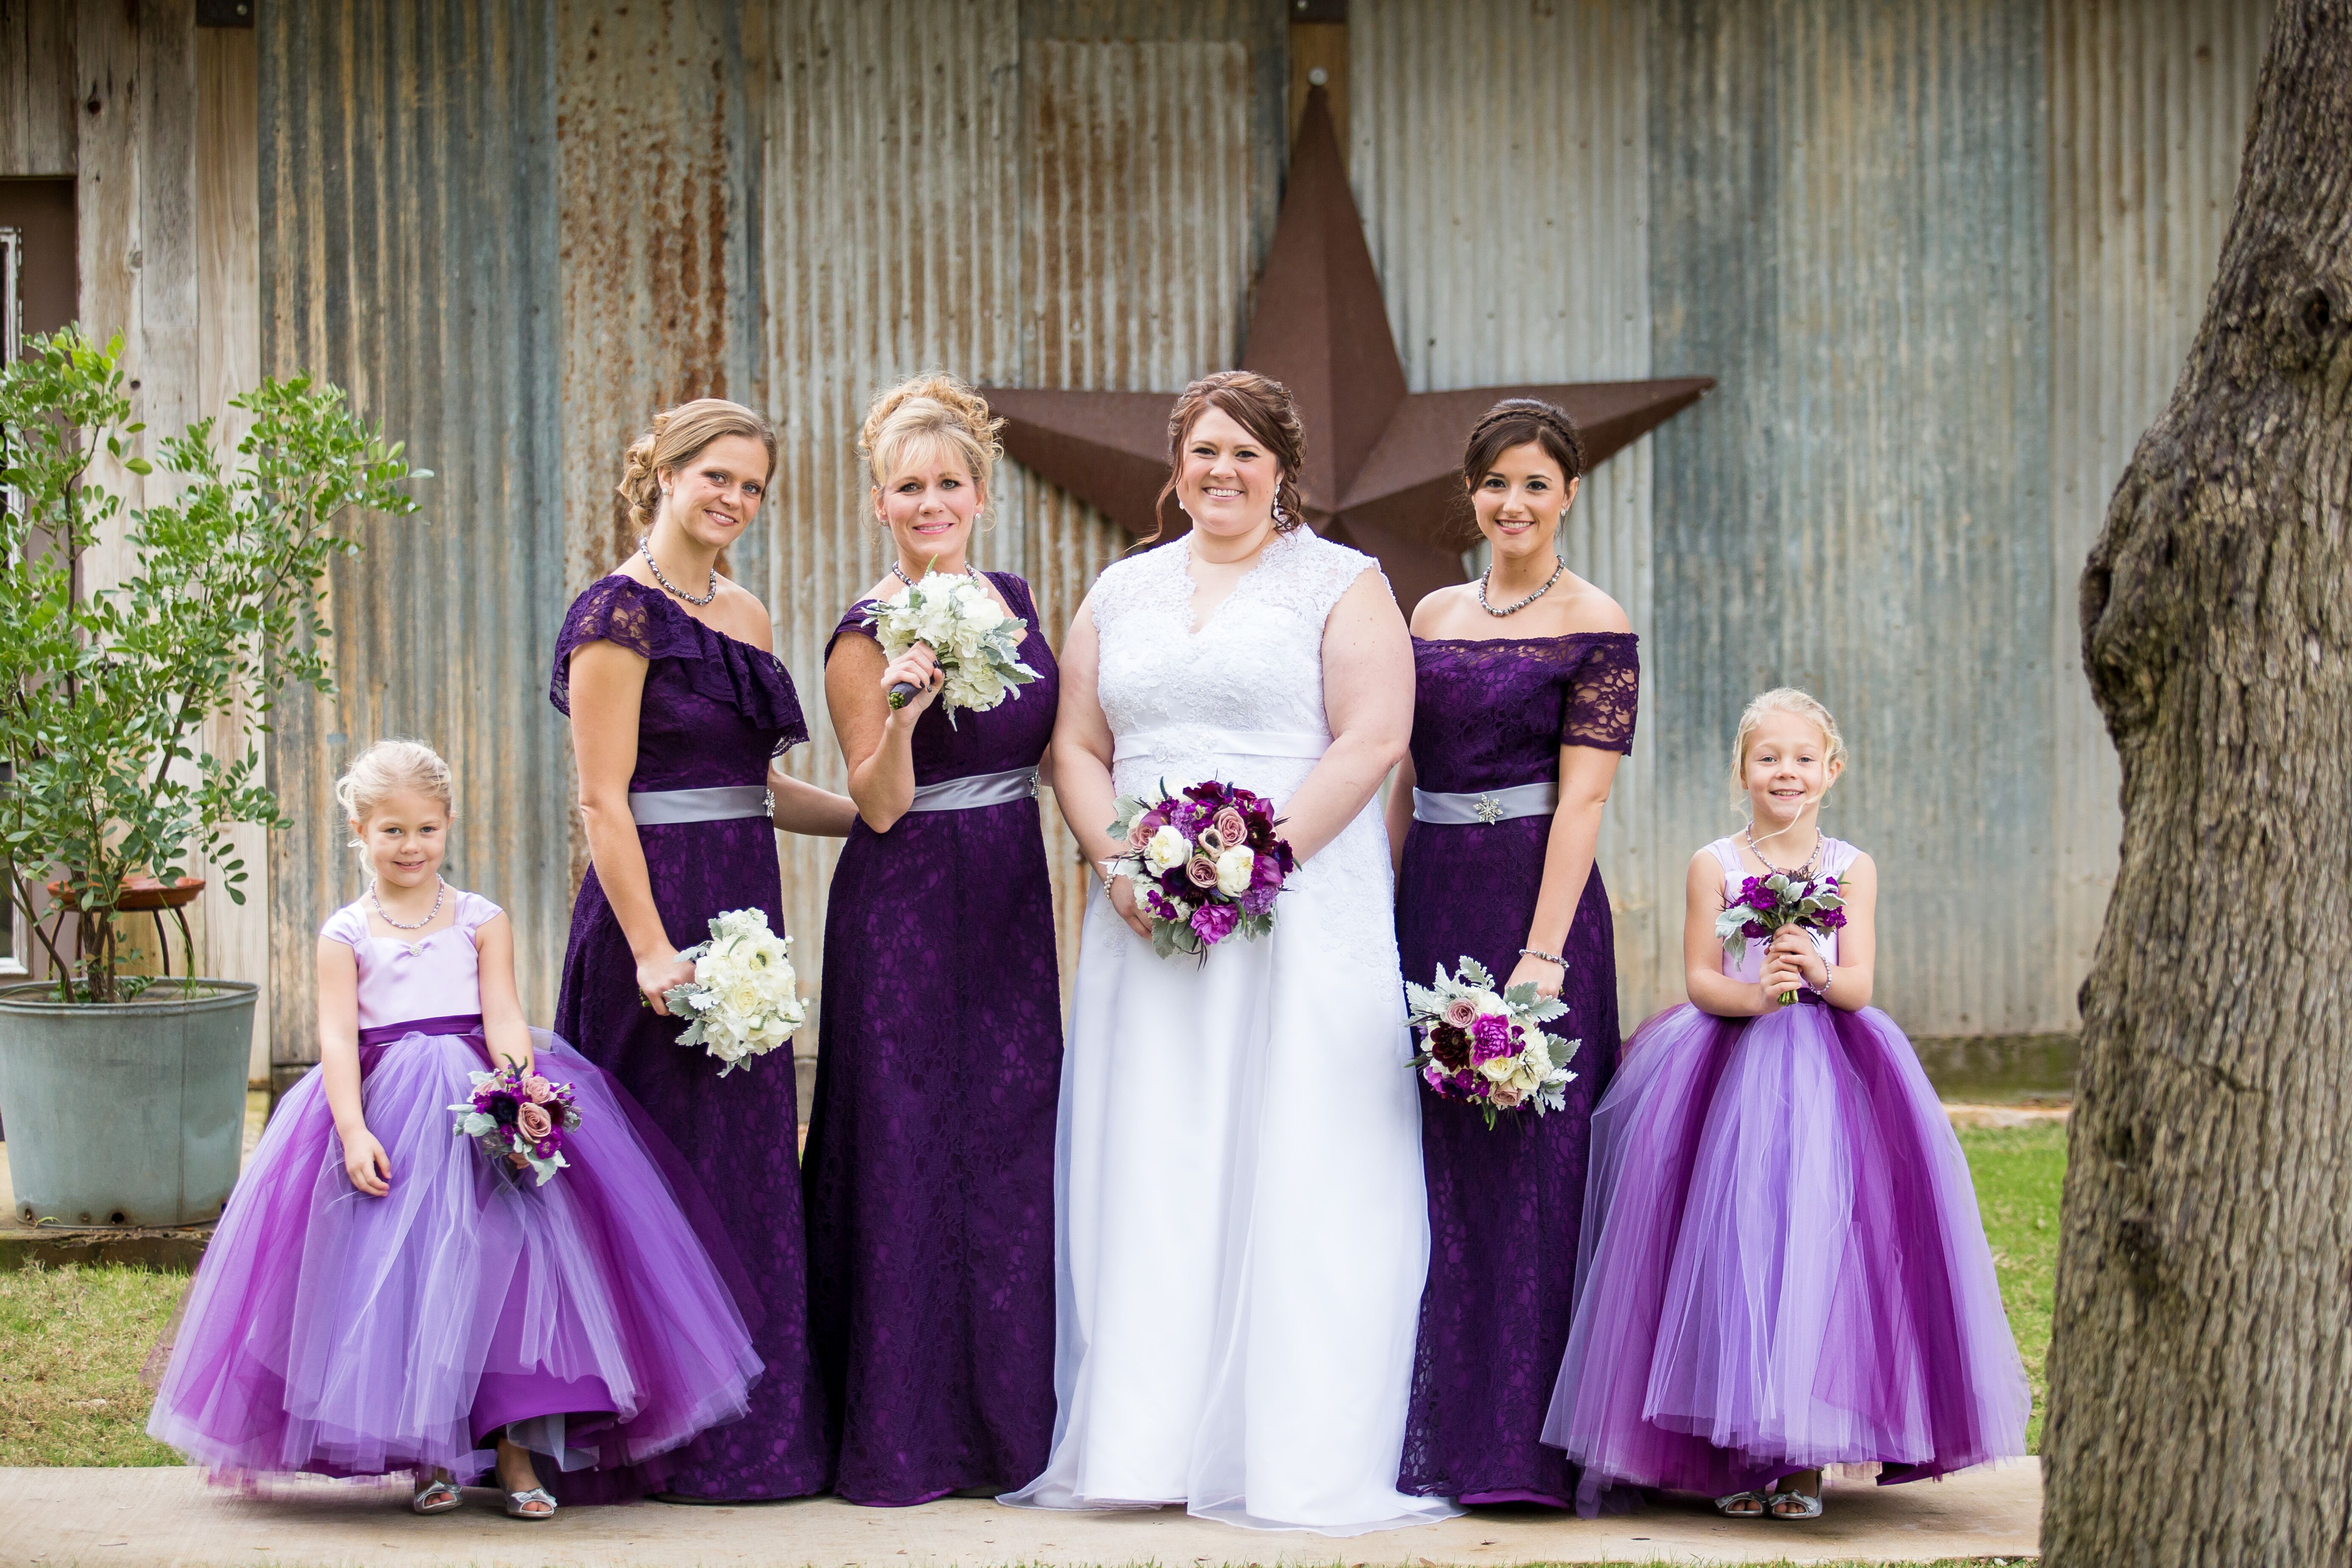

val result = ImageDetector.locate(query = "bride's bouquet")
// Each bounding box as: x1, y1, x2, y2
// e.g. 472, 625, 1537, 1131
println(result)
865, 565, 1040, 725
1406, 958, 1578, 1128
661, 908, 806, 1076
1715, 871, 1846, 1004
1104, 778, 1294, 959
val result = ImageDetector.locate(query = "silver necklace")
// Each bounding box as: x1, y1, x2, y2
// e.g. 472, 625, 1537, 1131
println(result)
371, 875, 446, 931
1744, 822, 1823, 879
1478, 557, 1566, 616
641, 543, 717, 606
892, 561, 981, 588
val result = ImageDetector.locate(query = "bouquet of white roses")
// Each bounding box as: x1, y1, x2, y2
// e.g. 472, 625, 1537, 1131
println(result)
661, 908, 805, 1077
1405, 958, 1578, 1129
865, 565, 1039, 725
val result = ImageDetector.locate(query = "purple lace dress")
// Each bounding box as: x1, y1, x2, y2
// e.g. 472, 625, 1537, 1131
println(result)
550, 574, 832, 1501
802, 573, 1061, 1506
1393, 632, 1638, 1511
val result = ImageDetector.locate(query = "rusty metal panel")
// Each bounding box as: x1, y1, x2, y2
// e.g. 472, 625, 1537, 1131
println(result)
1648, 0, 2055, 1036
2045, 0, 2269, 1024
1348, 0, 1672, 1016
260, 0, 566, 1070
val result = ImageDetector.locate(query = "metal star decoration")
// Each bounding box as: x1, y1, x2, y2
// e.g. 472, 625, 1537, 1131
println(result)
981, 85, 1714, 613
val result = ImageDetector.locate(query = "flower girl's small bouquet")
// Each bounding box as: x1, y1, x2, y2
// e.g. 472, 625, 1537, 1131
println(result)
865, 565, 1040, 723
1716, 871, 1847, 1005
1406, 958, 1579, 1128
1104, 779, 1294, 959
661, 907, 806, 1076
450, 1062, 582, 1186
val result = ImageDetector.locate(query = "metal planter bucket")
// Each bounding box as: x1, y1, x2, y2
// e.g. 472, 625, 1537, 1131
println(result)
0, 979, 259, 1227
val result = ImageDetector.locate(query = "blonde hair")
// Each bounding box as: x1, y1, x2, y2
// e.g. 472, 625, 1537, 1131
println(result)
1729, 688, 1848, 803
859, 373, 1003, 502
336, 739, 455, 832
618, 398, 778, 537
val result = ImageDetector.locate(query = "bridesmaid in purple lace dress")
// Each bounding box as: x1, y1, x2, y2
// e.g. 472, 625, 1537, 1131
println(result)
1384, 400, 1638, 1514
552, 400, 857, 1502
803, 377, 1061, 1505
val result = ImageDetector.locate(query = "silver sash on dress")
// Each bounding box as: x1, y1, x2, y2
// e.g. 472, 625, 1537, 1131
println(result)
907, 766, 1039, 813
1411, 781, 1559, 826
628, 784, 773, 825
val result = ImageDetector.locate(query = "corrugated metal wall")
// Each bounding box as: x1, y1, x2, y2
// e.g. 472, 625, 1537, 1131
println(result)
260, 0, 569, 1063
2045, 0, 2269, 1021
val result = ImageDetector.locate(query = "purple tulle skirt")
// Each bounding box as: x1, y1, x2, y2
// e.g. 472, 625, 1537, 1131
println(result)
1541, 998, 2028, 1503
147, 1018, 763, 1485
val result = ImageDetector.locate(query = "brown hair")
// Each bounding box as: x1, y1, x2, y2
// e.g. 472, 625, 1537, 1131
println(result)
858, 373, 1003, 502
1456, 398, 1586, 544
617, 398, 778, 537
1148, 370, 1307, 545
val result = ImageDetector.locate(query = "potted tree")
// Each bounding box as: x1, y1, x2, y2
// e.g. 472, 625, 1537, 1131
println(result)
0, 328, 420, 1226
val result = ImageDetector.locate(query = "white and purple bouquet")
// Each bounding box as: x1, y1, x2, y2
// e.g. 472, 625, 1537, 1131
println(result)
449, 1061, 582, 1186
1406, 958, 1578, 1129
1716, 871, 1846, 1005
1104, 778, 1295, 959
865, 565, 1039, 723
662, 907, 806, 1076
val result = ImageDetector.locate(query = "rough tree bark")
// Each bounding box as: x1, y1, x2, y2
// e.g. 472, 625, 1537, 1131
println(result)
2047, 3, 2352, 1563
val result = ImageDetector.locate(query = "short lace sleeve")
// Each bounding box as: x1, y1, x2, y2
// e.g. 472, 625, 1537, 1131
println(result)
550, 576, 696, 714
1563, 635, 1639, 753
318, 903, 370, 949
1256, 529, 1385, 627
1087, 545, 1175, 634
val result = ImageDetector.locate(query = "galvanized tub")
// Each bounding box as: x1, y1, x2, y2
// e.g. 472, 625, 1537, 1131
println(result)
0, 979, 259, 1227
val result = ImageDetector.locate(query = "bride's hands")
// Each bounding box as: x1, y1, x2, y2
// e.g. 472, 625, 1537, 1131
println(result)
1104, 873, 1154, 941
636, 946, 695, 1016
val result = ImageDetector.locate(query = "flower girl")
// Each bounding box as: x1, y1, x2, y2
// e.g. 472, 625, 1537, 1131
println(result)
148, 741, 762, 1518
1542, 691, 2027, 1520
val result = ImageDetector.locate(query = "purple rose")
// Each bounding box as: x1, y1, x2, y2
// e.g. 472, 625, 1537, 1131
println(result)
1190, 903, 1238, 945
1212, 806, 1248, 846
1185, 856, 1220, 889
1470, 1012, 1514, 1064
1441, 997, 1480, 1030
516, 1102, 554, 1142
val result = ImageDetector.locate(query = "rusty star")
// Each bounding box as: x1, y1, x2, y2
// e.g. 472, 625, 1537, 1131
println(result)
981, 85, 1714, 613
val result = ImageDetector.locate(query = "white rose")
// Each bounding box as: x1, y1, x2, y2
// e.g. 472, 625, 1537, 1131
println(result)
1214, 844, 1254, 895
959, 592, 1005, 632
1144, 825, 1189, 873
1470, 991, 1508, 1020
724, 981, 765, 1018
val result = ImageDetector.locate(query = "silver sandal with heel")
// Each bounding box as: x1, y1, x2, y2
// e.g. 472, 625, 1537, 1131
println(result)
1767, 1487, 1824, 1520
503, 1487, 558, 1520
409, 1476, 462, 1515
1713, 1490, 1768, 1518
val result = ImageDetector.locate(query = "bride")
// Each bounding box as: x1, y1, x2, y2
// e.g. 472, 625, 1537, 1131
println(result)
1005, 371, 1456, 1534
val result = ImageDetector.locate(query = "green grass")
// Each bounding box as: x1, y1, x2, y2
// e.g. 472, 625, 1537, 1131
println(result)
0, 1260, 188, 1465
1956, 1120, 2066, 1451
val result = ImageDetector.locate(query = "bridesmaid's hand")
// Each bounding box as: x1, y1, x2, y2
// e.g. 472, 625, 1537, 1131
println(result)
881, 644, 944, 723
1105, 873, 1154, 941
637, 946, 696, 1016
1508, 952, 1565, 1002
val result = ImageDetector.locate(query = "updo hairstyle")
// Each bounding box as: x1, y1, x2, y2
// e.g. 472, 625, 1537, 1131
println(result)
617, 398, 778, 537
1728, 688, 1848, 805
859, 373, 1003, 503
1150, 370, 1307, 544
1457, 398, 1587, 545
337, 739, 455, 840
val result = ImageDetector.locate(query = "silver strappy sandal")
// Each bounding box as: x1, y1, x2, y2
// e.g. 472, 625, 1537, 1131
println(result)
503, 1487, 557, 1520
409, 1476, 462, 1515
1713, 1490, 1768, 1518
1767, 1487, 1824, 1520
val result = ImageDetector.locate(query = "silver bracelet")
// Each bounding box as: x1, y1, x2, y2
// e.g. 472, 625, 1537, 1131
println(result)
1518, 946, 1566, 969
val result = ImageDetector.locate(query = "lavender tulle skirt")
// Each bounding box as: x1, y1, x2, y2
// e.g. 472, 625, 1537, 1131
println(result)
1542, 999, 2028, 1503
147, 1020, 763, 1484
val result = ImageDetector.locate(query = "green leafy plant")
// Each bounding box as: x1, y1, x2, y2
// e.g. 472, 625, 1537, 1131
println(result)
0, 327, 424, 1002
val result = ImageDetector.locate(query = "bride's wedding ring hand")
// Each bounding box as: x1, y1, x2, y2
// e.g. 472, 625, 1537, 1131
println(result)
1104, 872, 1154, 940
636, 947, 696, 1016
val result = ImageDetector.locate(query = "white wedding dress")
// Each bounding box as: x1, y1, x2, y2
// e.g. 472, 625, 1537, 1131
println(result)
1005, 527, 1456, 1534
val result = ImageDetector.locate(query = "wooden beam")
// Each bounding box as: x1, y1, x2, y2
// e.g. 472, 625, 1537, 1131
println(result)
0, 0, 77, 176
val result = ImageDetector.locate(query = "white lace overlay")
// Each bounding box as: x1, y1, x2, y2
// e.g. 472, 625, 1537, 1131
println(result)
1091, 527, 1397, 968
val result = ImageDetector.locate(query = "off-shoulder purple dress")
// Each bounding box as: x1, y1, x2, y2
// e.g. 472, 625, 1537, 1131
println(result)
802, 572, 1061, 1506
1393, 632, 1638, 1511
550, 574, 832, 1501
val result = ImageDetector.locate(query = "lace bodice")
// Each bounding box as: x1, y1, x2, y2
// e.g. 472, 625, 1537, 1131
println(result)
1090, 527, 1395, 963
1408, 633, 1638, 793
1707, 835, 1861, 983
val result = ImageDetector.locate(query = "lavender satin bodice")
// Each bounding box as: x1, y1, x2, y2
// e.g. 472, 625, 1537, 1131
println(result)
552, 575, 809, 792
825, 572, 1058, 784
1406, 633, 1639, 791
319, 890, 502, 1032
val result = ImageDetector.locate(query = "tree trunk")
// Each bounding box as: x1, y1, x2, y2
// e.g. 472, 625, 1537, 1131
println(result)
2047, 3, 2352, 1563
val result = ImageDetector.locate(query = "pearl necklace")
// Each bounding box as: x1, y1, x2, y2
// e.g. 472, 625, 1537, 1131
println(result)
641, 542, 717, 606
1744, 822, 1823, 879
1478, 557, 1565, 617
892, 561, 981, 589
371, 875, 446, 931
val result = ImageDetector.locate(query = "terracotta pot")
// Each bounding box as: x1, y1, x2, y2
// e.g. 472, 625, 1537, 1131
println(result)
42, 874, 206, 912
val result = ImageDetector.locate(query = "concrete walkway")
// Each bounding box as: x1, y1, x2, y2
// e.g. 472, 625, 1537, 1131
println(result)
0, 1463, 2039, 1566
